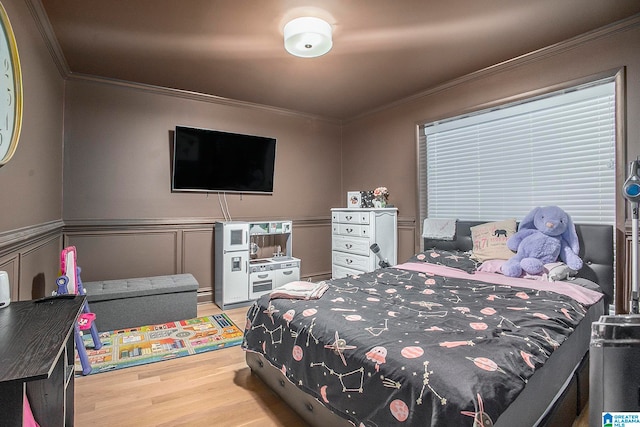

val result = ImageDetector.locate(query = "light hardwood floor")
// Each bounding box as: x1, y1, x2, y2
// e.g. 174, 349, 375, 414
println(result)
75, 303, 588, 427
75, 303, 308, 427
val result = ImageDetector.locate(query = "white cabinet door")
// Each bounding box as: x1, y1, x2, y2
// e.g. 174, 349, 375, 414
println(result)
222, 222, 249, 252
222, 251, 249, 304
249, 270, 275, 300
276, 267, 300, 286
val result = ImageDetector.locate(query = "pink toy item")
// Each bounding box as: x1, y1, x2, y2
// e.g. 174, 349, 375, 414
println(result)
78, 312, 96, 330
23, 391, 40, 427
57, 246, 103, 375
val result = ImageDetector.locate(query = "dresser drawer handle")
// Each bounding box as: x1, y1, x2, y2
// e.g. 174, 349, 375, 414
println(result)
346, 259, 353, 264
346, 228, 354, 233
345, 243, 352, 249
346, 215, 353, 221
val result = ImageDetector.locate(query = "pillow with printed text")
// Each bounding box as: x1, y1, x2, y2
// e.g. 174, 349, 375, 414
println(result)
470, 219, 517, 262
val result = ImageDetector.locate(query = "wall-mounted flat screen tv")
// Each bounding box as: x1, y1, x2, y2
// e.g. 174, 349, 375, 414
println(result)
172, 125, 276, 194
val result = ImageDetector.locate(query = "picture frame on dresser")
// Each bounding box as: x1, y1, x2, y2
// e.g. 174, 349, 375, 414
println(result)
347, 191, 362, 208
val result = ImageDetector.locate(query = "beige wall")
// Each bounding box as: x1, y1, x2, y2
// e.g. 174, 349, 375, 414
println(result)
0, 0, 63, 230
341, 22, 640, 311
62, 80, 343, 221
0, 0, 64, 300
61, 79, 342, 299
1, 0, 343, 303
2, 0, 638, 305
342, 21, 640, 251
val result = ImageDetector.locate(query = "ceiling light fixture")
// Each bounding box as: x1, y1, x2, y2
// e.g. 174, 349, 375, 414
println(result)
284, 17, 332, 58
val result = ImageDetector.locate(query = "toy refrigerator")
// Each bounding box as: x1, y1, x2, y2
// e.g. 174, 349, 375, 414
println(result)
215, 221, 250, 309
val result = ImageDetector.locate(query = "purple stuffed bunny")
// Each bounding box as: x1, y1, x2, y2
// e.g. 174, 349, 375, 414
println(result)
500, 206, 583, 277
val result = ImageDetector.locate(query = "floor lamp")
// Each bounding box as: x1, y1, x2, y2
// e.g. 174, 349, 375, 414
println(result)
623, 159, 640, 314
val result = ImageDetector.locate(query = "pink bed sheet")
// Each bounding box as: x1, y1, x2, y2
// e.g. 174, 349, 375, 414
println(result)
395, 262, 603, 306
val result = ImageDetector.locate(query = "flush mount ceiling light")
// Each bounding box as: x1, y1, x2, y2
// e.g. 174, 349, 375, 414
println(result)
284, 17, 332, 58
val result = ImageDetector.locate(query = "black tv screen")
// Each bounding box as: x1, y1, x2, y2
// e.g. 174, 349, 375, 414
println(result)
172, 126, 276, 194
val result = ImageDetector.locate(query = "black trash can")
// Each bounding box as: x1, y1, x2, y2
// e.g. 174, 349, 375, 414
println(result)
590, 315, 640, 427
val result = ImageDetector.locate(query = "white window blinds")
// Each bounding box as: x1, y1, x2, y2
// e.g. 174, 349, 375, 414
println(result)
423, 80, 616, 224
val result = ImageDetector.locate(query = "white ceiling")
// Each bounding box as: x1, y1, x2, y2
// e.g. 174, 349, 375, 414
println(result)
39, 0, 640, 120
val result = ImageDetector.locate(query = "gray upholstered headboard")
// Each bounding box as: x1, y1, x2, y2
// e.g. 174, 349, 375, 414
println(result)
423, 221, 614, 311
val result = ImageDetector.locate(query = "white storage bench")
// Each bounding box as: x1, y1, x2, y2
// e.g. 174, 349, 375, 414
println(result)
83, 274, 199, 332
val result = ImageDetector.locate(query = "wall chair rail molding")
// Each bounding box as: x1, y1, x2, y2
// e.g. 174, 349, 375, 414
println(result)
0, 220, 63, 258
61, 216, 333, 231
0, 221, 64, 302
62, 216, 337, 303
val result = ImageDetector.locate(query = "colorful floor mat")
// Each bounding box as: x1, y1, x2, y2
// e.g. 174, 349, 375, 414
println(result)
76, 313, 243, 375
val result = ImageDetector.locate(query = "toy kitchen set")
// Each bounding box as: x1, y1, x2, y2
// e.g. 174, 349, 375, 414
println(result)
214, 220, 300, 310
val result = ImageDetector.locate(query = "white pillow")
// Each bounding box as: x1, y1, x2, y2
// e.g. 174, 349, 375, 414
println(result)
545, 262, 577, 281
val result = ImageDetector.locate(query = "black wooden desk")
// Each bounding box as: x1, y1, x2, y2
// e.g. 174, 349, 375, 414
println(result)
0, 296, 85, 426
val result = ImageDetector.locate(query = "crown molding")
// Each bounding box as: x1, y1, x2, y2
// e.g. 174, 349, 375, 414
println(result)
65, 72, 342, 124
24, 0, 340, 125
347, 13, 640, 123
24, 0, 70, 77
26, 0, 638, 126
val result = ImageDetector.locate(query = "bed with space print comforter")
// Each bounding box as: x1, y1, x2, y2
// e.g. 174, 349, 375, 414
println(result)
241, 248, 603, 426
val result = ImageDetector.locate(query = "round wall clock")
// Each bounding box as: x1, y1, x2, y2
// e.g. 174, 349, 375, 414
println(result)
0, 2, 22, 166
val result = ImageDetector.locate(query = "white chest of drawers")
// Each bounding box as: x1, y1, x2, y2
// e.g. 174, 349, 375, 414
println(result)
331, 208, 398, 278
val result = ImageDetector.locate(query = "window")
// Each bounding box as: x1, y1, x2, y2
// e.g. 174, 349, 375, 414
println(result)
419, 79, 616, 226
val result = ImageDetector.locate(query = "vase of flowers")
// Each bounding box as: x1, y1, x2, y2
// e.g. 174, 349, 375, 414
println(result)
373, 186, 389, 208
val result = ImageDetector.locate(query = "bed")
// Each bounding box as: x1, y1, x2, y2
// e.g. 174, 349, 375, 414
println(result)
242, 221, 614, 426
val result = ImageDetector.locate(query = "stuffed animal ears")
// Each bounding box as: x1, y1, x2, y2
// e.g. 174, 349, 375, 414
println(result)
519, 206, 580, 253
518, 207, 540, 230
562, 213, 580, 254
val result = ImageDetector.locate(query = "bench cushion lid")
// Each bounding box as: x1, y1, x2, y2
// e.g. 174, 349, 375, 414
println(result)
83, 274, 199, 301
